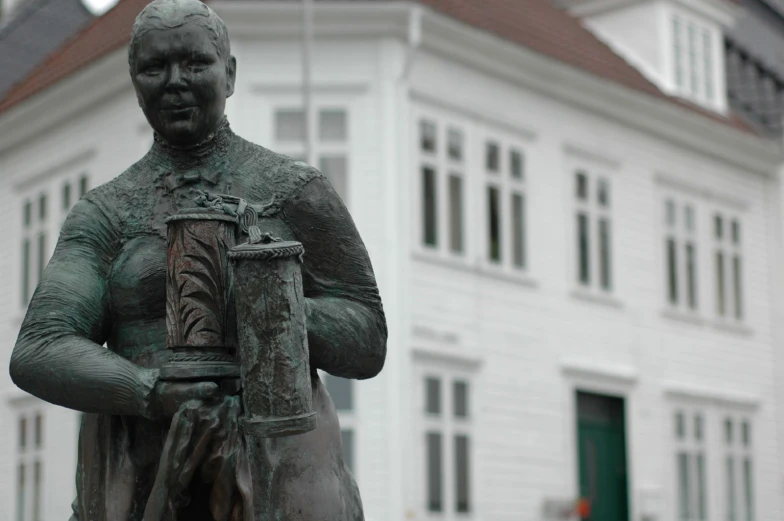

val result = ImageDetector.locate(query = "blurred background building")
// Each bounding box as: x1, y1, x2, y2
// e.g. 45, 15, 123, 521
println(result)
1, 0, 784, 520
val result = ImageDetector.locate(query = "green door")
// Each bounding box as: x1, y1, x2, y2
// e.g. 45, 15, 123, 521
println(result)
577, 391, 629, 521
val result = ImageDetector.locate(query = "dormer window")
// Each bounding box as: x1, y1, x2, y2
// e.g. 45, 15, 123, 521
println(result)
671, 14, 718, 107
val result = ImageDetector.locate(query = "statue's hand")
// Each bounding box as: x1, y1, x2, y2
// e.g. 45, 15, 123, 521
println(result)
145, 380, 221, 420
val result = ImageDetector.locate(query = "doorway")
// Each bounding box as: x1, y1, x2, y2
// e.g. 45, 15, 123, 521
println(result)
576, 391, 629, 521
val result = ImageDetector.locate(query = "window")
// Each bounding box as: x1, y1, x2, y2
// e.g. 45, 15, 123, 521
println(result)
16, 410, 44, 521
713, 213, 743, 320
671, 14, 717, 106
321, 373, 356, 476
422, 374, 472, 516
724, 418, 754, 521
574, 170, 612, 292
483, 139, 527, 271
417, 118, 466, 256
20, 173, 89, 308
664, 198, 698, 312
273, 107, 350, 205
674, 410, 708, 521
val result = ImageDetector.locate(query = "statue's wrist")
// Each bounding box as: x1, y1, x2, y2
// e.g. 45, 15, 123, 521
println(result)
137, 367, 160, 419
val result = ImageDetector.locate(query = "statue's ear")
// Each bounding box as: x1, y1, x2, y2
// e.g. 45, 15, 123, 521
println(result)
226, 56, 237, 98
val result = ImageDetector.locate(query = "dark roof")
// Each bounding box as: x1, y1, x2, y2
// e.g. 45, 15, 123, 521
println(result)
0, 0, 94, 98
0, 0, 755, 134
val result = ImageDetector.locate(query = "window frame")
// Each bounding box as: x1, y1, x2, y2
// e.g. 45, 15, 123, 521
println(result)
569, 164, 614, 296
479, 127, 529, 276
667, 8, 723, 111
672, 408, 709, 521
711, 211, 744, 323
661, 193, 701, 317
412, 106, 473, 264
14, 405, 45, 521
415, 361, 477, 520
723, 415, 755, 521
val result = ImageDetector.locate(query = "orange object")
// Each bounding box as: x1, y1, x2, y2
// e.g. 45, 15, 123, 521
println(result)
576, 498, 591, 519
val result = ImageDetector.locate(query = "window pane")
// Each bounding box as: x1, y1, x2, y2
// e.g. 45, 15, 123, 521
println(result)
743, 458, 754, 521
448, 175, 463, 254
703, 30, 713, 101
453, 381, 468, 418
726, 418, 734, 445
37, 233, 47, 281
715, 214, 723, 240
63, 183, 72, 210
676, 411, 685, 439
17, 464, 25, 521
486, 142, 499, 172
510, 149, 523, 180
742, 421, 751, 447
697, 453, 707, 521
420, 120, 436, 153
455, 435, 470, 513
686, 243, 697, 309
599, 218, 611, 291
678, 452, 691, 521
597, 178, 610, 207
732, 220, 740, 245
578, 213, 590, 285
341, 430, 354, 474
422, 167, 437, 247
576, 172, 588, 201
717, 251, 726, 316
19, 418, 27, 451
666, 199, 676, 227
733, 256, 743, 320
448, 129, 463, 161
426, 432, 443, 512
319, 109, 347, 141
685, 205, 694, 231
33, 461, 41, 521
667, 238, 678, 304
511, 193, 525, 269
688, 22, 698, 95
727, 457, 737, 521
38, 194, 47, 222
488, 186, 501, 262
79, 175, 89, 198
23, 200, 31, 228
319, 155, 348, 204
275, 109, 306, 142
324, 374, 353, 411
34, 414, 42, 449
673, 17, 683, 89
21, 239, 30, 306
426, 377, 441, 415
694, 414, 703, 441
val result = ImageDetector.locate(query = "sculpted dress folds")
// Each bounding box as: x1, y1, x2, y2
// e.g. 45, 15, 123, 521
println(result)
9, 1, 387, 520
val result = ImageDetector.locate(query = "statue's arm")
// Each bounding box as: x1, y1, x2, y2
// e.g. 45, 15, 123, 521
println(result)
282, 175, 387, 380
9, 198, 156, 416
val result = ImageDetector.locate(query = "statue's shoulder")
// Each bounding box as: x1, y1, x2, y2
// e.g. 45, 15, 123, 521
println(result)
232, 135, 322, 204
80, 160, 156, 228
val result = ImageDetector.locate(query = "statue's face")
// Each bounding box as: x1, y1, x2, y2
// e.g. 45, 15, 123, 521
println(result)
131, 22, 236, 146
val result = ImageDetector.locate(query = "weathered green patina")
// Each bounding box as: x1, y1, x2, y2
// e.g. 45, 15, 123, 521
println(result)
9, 0, 387, 519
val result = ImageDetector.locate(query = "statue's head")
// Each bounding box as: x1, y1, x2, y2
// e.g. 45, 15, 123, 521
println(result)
129, 0, 236, 147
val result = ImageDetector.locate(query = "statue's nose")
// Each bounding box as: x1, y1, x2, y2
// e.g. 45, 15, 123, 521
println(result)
165, 64, 187, 90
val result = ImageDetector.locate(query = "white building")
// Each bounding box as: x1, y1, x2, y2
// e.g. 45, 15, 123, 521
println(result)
0, 0, 783, 520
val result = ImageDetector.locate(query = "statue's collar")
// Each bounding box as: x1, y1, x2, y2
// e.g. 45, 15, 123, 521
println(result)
149, 117, 233, 168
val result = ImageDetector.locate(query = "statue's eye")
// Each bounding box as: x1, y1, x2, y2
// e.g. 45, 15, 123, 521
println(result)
188, 56, 212, 71
140, 62, 164, 75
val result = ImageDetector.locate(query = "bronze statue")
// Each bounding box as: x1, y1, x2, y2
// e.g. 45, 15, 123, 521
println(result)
8, 0, 387, 519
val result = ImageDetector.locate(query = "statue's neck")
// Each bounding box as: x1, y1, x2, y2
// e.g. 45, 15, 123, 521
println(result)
149, 117, 234, 170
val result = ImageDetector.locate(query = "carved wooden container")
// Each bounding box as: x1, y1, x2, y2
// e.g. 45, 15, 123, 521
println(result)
229, 240, 317, 438
160, 209, 240, 381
